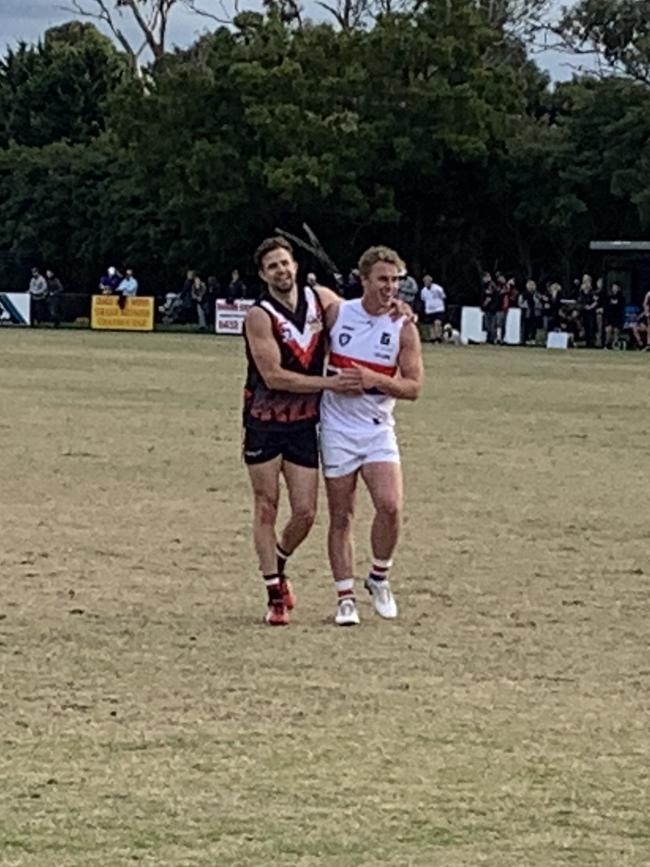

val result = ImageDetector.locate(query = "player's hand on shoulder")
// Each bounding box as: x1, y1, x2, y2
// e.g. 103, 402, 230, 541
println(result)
314, 285, 342, 331
314, 285, 341, 310
389, 298, 417, 324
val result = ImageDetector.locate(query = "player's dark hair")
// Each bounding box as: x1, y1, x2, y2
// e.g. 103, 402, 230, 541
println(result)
254, 237, 294, 271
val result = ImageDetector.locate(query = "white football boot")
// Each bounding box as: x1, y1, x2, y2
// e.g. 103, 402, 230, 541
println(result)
335, 596, 360, 626
364, 576, 398, 619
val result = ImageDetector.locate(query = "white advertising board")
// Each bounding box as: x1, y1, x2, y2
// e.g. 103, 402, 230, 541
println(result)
546, 331, 570, 350
0, 292, 31, 326
215, 299, 254, 335
504, 308, 522, 345
460, 306, 486, 344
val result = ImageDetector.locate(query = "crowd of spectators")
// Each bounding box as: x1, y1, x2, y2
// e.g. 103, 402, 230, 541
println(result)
158, 268, 247, 329
339, 264, 648, 350
18, 261, 650, 349
99, 266, 139, 310
479, 271, 650, 350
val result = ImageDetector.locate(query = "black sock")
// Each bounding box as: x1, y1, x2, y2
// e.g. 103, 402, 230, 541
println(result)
264, 573, 282, 602
276, 544, 290, 576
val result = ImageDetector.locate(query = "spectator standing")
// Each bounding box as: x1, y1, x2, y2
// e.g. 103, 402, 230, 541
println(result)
99, 266, 122, 295
45, 269, 64, 328
227, 269, 247, 302
632, 310, 649, 350
632, 287, 650, 350
191, 274, 208, 331
495, 274, 510, 344
580, 280, 598, 348
181, 269, 195, 294
604, 282, 625, 349
594, 277, 606, 347
548, 282, 563, 331
118, 268, 138, 298
177, 269, 196, 322
206, 276, 220, 327
481, 272, 499, 344
397, 268, 419, 310
518, 279, 537, 344
28, 267, 48, 324
538, 282, 554, 338
117, 268, 138, 310
507, 277, 519, 309
420, 274, 446, 342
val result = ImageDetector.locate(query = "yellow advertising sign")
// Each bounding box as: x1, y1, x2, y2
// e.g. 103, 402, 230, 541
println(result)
91, 296, 154, 332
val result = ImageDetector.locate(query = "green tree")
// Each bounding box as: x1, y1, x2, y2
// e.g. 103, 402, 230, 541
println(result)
0, 138, 128, 289
559, 0, 650, 85
0, 22, 126, 148
8, 2, 648, 300
555, 77, 650, 235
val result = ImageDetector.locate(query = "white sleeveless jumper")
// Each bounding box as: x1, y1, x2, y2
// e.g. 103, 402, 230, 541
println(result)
320, 299, 405, 434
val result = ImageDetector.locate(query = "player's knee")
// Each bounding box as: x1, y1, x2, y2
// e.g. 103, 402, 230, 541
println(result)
377, 499, 401, 523
255, 494, 278, 526
329, 507, 354, 533
293, 504, 316, 529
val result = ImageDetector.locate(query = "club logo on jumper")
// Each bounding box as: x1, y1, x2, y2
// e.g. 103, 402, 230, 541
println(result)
380, 332, 391, 346
280, 325, 293, 342
307, 314, 323, 333
339, 333, 351, 346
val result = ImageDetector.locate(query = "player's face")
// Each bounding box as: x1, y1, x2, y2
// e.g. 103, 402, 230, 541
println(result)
259, 248, 298, 294
362, 261, 400, 309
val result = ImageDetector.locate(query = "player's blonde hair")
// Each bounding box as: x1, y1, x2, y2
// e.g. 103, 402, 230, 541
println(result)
358, 246, 405, 279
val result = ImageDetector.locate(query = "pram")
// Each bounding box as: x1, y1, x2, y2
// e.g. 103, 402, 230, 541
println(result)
158, 292, 192, 325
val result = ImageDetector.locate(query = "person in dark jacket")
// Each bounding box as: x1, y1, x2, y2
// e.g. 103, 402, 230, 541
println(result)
604, 282, 625, 349
226, 269, 247, 302
45, 269, 64, 327
580, 282, 599, 348
481, 273, 499, 344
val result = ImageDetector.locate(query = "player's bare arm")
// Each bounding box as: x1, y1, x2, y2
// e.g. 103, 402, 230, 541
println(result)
245, 306, 362, 394
352, 321, 423, 400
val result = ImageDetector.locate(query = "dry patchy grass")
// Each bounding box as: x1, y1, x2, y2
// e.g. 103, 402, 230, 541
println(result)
0, 330, 649, 866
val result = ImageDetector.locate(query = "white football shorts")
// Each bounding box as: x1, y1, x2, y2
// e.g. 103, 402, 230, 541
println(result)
319, 426, 400, 478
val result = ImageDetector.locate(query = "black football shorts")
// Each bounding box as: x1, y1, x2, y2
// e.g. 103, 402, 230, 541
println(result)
243, 423, 319, 469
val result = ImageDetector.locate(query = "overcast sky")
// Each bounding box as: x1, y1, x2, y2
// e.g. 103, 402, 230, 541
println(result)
0, 0, 580, 81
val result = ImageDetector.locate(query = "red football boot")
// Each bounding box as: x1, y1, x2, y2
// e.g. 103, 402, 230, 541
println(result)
280, 576, 296, 610
265, 600, 289, 626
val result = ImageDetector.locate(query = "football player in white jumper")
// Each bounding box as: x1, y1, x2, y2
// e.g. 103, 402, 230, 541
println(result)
319, 246, 423, 625
242, 237, 414, 626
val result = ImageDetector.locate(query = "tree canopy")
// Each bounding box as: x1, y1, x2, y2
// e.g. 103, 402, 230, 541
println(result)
0, 0, 649, 296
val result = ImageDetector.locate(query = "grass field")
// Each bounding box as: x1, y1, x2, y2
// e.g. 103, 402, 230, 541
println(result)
1, 329, 649, 867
